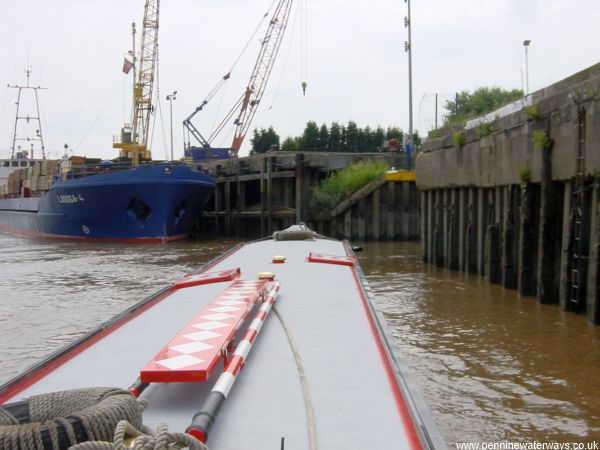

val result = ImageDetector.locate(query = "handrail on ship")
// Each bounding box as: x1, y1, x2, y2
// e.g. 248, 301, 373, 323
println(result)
63, 160, 189, 180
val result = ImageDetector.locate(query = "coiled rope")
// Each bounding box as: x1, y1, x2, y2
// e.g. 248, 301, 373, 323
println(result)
69, 421, 208, 450
0, 388, 143, 450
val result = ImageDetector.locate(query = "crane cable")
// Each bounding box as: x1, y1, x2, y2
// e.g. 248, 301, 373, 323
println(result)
186, 0, 279, 148
196, 0, 279, 110
260, 0, 302, 112
75, 79, 123, 152
300, 0, 308, 95
149, 51, 170, 160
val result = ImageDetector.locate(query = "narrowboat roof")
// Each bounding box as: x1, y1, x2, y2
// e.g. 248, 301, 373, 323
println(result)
0, 227, 446, 449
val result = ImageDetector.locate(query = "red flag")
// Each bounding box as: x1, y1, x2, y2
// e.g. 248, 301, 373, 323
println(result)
122, 57, 134, 74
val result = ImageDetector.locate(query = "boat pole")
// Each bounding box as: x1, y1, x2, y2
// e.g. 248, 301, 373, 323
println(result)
186, 281, 281, 443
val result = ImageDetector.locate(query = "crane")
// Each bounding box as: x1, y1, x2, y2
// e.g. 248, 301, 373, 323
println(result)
113, 0, 160, 166
184, 0, 294, 158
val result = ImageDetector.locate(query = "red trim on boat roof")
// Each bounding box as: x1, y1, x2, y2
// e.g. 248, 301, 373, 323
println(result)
173, 268, 241, 289
344, 247, 423, 450
0, 244, 248, 404
0, 287, 175, 404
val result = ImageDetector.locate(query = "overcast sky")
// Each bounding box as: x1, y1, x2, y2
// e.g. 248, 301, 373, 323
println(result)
1, 0, 599, 160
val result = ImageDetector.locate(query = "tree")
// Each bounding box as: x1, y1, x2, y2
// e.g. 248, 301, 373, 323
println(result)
329, 122, 343, 152
345, 121, 359, 152
281, 136, 300, 152
385, 126, 404, 141
444, 86, 524, 125
264, 121, 411, 153
250, 127, 280, 154
373, 126, 386, 151
357, 126, 369, 152
300, 121, 319, 151
317, 124, 329, 151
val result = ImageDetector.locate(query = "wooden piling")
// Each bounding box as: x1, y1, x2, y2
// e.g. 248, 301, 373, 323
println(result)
559, 182, 573, 310
458, 188, 466, 271
373, 188, 381, 240
587, 181, 600, 324
448, 189, 458, 271
502, 185, 517, 290
224, 180, 232, 236
426, 190, 433, 263
389, 182, 397, 241
485, 224, 501, 283
477, 188, 486, 276
465, 188, 477, 274
266, 156, 273, 235
537, 144, 560, 304
518, 184, 539, 297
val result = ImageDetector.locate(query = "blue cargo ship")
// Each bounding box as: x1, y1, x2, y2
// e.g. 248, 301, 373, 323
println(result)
0, 163, 215, 243
0, 2, 219, 243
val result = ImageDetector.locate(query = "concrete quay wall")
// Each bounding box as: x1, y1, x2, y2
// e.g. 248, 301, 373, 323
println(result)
416, 63, 600, 324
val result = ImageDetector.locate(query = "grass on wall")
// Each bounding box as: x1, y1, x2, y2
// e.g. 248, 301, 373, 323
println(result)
310, 160, 389, 212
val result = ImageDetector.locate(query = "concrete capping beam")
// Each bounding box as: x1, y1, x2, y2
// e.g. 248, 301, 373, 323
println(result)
417, 63, 600, 190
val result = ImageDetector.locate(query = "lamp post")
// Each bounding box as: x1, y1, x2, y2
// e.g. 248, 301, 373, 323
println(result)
166, 91, 177, 161
523, 40, 531, 95
405, 0, 413, 146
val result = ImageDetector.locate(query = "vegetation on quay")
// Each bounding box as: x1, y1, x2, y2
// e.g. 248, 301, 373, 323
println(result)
452, 131, 465, 147
518, 163, 532, 186
309, 159, 389, 212
533, 130, 552, 151
443, 86, 524, 126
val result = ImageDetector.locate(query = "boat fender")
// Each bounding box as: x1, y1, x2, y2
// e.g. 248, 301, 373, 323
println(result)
0, 387, 144, 450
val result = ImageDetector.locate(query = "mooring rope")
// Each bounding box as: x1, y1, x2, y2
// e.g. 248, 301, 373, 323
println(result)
68, 420, 208, 450
272, 305, 318, 450
0, 388, 145, 450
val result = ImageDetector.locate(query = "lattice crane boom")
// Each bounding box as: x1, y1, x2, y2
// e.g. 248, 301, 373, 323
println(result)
113, 0, 160, 166
184, 0, 293, 156
230, 0, 293, 153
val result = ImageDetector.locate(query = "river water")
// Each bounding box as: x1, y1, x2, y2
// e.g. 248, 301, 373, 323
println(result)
0, 234, 599, 445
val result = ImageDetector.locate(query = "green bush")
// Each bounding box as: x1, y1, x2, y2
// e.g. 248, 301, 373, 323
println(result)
452, 131, 465, 147
310, 160, 388, 211
477, 122, 492, 137
524, 105, 539, 121
534, 130, 552, 151
518, 163, 532, 185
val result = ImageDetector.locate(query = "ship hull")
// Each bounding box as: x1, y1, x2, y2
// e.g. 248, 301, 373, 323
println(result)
0, 164, 215, 242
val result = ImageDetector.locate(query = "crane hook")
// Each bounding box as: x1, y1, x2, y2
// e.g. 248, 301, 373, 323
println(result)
301, 81, 307, 96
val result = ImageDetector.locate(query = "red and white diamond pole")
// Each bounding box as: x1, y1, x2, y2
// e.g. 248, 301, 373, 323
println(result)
186, 281, 281, 443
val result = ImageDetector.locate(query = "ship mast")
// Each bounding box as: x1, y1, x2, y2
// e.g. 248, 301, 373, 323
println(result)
8, 67, 47, 159
113, 0, 159, 166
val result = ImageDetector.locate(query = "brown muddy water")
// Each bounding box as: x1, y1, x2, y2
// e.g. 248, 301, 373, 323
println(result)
0, 234, 599, 445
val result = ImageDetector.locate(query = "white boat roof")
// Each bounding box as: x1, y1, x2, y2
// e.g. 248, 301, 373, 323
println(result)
1, 230, 445, 449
